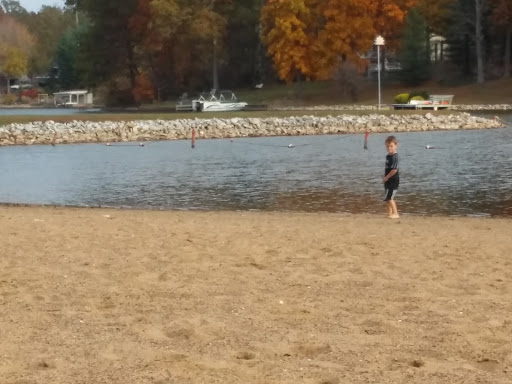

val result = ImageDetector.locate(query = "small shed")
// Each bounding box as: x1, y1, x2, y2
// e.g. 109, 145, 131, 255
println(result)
54, 90, 93, 107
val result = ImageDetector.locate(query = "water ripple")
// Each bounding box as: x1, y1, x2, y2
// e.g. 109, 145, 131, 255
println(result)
0, 114, 511, 217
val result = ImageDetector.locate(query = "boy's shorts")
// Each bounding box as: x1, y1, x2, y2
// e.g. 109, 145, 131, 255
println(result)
383, 188, 397, 201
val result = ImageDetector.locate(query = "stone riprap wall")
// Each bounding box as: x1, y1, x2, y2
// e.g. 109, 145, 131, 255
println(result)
0, 112, 503, 146
450, 104, 512, 111
272, 104, 512, 111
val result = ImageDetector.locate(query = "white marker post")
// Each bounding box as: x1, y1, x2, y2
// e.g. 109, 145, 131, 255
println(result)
374, 35, 385, 110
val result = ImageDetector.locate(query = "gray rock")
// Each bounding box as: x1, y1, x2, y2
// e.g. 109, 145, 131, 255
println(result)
0, 112, 503, 146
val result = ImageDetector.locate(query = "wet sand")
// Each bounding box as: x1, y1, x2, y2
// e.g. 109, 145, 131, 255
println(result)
1, 206, 511, 384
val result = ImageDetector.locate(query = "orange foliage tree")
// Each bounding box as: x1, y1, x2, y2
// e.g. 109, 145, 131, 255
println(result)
128, 0, 231, 95
0, 13, 34, 55
369, 0, 417, 43
261, 0, 313, 82
262, 0, 417, 83
0, 13, 34, 92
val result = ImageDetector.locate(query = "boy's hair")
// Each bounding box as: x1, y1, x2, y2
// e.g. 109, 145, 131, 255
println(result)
385, 136, 398, 145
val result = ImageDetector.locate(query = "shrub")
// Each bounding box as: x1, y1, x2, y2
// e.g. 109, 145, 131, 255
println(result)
409, 89, 429, 100
105, 88, 139, 107
133, 73, 155, 104
21, 89, 39, 99
409, 95, 425, 101
1, 93, 17, 105
394, 93, 410, 104
334, 61, 365, 102
21, 96, 35, 104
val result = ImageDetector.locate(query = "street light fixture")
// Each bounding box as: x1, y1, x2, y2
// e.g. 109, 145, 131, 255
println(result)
374, 35, 385, 110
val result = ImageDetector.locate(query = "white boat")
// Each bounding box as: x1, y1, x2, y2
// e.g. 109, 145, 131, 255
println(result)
175, 90, 247, 112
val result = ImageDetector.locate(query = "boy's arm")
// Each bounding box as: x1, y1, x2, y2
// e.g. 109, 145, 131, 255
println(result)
383, 155, 399, 182
383, 169, 397, 182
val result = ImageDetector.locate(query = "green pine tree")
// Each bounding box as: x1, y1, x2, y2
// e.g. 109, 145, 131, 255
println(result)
56, 26, 86, 90
400, 8, 431, 85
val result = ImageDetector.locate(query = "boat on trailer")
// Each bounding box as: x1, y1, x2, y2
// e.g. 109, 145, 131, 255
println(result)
175, 90, 247, 112
392, 95, 454, 111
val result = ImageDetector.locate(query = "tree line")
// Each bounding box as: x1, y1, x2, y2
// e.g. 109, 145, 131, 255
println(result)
0, 0, 511, 105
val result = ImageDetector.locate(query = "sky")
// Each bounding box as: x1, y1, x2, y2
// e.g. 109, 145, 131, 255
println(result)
18, 0, 65, 13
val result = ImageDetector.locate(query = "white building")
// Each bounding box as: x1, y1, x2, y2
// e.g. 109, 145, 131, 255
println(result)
54, 90, 93, 107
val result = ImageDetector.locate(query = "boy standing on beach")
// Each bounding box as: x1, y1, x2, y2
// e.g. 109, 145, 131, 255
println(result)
383, 136, 400, 218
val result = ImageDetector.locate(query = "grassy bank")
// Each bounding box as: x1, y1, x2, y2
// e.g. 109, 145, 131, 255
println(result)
232, 77, 512, 106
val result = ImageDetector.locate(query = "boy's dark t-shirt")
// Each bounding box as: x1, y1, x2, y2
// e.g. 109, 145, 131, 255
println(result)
385, 153, 400, 189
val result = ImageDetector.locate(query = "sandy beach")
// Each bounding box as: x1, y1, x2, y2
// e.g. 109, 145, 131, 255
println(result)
1, 206, 511, 383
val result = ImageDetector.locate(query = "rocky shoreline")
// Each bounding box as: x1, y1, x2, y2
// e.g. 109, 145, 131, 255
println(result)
0, 112, 504, 146
272, 104, 512, 111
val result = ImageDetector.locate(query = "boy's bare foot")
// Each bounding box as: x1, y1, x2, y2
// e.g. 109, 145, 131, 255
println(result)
388, 214, 400, 219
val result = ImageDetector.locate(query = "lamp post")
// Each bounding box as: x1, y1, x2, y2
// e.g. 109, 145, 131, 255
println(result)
374, 35, 385, 110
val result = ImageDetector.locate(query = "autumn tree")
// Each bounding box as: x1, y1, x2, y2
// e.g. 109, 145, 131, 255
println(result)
128, 0, 239, 97
2, 46, 27, 78
2, 3, 75, 78
127, 0, 178, 99
24, 6, 76, 76
262, 0, 417, 83
416, 0, 455, 35
128, 0, 196, 98
0, 12, 34, 92
261, 0, 312, 83
67, 0, 230, 102
70, 0, 140, 104
369, 0, 417, 45
0, 13, 34, 52
0, 46, 28, 92
60, 0, 267, 103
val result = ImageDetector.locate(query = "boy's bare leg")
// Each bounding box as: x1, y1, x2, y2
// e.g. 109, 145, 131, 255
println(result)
386, 201, 393, 217
389, 200, 399, 218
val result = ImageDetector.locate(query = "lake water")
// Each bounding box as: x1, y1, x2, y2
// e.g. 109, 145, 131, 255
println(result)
0, 113, 511, 217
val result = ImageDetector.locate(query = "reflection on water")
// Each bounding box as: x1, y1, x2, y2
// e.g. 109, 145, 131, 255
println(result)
0, 114, 511, 217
